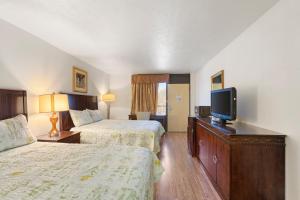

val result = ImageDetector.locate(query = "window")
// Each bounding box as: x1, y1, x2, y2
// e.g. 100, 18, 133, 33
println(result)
157, 82, 167, 115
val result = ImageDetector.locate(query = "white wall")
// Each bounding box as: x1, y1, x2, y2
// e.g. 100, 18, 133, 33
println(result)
192, 0, 300, 199
0, 19, 110, 135
109, 74, 196, 120
190, 73, 197, 114
109, 74, 131, 119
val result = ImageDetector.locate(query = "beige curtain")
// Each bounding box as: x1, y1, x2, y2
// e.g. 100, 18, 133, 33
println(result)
131, 74, 169, 115
131, 83, 158, 114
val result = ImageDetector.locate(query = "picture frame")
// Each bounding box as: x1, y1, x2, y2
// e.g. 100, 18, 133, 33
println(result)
211, 70, 224, 90
73, 66, 88, 93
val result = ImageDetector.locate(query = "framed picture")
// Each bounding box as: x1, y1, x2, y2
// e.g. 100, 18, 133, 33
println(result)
73, 66, 88, 93
211, 70, 224, 90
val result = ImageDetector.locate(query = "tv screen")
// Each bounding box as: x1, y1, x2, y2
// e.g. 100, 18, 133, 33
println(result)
211, 87, 236, 121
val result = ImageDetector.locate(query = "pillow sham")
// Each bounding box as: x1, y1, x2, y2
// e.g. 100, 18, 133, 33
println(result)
0, 114, 36, 152
86, 109, 103, 122
69, 109, 94, 127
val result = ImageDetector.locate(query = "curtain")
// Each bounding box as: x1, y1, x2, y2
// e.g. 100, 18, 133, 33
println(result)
131, 74, 169, 115
131, 83, 158, 114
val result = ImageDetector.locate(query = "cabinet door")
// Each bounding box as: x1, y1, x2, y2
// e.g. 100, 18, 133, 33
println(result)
205, 129, 217, 182
195, 124, 199, 157
197, 125, 217, 182
187, 118, 195, 156
216, 137, 230, 200
196, 124, 207, 166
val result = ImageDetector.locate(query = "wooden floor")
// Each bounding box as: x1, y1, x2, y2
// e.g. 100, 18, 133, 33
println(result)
155, 132, 221, 200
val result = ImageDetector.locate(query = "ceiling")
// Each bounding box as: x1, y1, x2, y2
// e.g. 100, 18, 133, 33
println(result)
0, 0, 277, 75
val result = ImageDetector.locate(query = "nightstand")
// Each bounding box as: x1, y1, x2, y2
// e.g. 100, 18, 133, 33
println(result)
37, 131, 80, 143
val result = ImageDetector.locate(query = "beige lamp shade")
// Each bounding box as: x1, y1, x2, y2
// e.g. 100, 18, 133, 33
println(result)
39, 94, 69, 113
102, 93, 116, 102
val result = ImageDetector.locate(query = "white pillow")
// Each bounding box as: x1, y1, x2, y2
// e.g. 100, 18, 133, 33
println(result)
86, 109, 103, 122
69, 110, 94, 127
0, 114, 37, 152
136, 112, 151, 120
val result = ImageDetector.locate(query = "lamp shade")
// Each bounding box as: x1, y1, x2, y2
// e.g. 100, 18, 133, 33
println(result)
102, 93, 116, 102
53, 94, 69, 112
39, 94, 69, 113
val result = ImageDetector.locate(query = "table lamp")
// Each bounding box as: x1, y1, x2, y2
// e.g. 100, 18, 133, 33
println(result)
102, 93, 115, 119
39, 93, 69, 137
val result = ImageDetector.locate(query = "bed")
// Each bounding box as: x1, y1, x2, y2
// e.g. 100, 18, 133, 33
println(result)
0, 142, 162, 200
71, 119, 165, 153
59, 93, 165, 153
0, 89, 163, 200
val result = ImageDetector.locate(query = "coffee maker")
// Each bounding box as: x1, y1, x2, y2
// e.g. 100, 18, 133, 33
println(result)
194, 106, 211, 118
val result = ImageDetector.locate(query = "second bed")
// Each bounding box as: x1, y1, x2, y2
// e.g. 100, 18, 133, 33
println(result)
71, 119, 165, 153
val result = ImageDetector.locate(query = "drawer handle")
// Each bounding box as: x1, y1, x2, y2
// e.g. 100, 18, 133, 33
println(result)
213, 155, 218, 164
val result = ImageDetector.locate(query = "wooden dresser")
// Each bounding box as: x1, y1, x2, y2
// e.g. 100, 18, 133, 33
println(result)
187, 116, 197, 157
193, 117, 285, 200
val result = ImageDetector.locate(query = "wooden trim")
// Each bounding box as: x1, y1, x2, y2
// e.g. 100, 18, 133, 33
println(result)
59, 93, 98, 131
0, 89, 28, 120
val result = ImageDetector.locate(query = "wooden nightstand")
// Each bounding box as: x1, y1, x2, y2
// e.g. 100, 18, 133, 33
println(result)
37, 131, 80, 143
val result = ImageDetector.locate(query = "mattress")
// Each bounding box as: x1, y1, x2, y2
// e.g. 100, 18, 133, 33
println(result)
0, 142, 163, 200
71, 119, 165, 153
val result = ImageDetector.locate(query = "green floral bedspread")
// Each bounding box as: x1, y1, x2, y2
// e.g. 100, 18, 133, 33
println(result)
71, 120, 165, 153
0, 142, 163, 200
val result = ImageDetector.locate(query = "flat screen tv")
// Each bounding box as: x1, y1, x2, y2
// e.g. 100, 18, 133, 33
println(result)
211, 87, 237, 124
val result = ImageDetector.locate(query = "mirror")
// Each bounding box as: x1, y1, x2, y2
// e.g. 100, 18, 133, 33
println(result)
211, 70, 224, 90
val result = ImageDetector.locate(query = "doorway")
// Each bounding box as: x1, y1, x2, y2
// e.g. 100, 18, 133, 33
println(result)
167, 74, 190, 132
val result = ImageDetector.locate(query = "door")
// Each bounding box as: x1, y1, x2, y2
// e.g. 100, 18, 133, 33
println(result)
167, 84, 189, 132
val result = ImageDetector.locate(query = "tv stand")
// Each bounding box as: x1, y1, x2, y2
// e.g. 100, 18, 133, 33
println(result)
193, 117, 285, 200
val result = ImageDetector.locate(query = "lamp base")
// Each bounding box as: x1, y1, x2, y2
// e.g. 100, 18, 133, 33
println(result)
107, 103, 111, 119
49, 112, 59, 137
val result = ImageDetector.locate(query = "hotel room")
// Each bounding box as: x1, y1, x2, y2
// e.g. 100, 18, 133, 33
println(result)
0, 0, 298, 200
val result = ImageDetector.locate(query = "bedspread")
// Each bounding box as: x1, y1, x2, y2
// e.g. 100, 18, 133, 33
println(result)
0, 142, 163, 200
71, 120, 165, 153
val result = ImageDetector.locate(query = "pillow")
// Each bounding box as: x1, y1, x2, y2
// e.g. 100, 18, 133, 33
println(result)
69, 110, 94, 127
136, 112, 151, 120
86, 109, 103, 122
0, 114, 36, 152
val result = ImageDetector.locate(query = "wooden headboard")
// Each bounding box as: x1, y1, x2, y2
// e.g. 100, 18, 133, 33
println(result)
0, 89, 27, 120
59, 93, 98, 131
